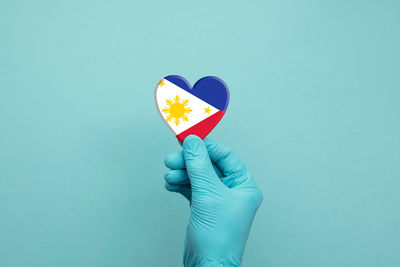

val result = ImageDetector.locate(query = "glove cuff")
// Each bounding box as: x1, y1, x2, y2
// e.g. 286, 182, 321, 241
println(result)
184, 253, 241, 267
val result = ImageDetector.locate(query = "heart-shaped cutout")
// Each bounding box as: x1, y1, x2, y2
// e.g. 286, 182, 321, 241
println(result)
155, 75, 229, 142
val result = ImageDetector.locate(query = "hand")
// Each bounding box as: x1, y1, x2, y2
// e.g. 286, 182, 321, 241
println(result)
164, 135, 263, 266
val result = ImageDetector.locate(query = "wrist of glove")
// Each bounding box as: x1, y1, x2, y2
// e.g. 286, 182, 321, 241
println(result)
184, 253, 241, 267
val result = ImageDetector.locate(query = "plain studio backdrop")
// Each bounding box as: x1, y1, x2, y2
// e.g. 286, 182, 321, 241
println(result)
1, 1, 399, 266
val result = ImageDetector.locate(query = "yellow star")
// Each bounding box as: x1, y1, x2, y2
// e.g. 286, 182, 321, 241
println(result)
158, 79, 165, 87
204, 106, 211, 114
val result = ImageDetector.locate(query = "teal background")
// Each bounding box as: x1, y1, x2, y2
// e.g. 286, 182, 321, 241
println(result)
1, 0, 399, 266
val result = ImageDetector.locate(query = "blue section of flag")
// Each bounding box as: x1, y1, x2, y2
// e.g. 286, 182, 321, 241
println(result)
164, 75, 229, 111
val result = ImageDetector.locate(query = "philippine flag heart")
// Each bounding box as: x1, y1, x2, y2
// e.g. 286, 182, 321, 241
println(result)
155, 75, 229, 142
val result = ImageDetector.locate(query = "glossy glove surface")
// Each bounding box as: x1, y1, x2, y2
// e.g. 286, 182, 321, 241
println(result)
164, 135, 263, 266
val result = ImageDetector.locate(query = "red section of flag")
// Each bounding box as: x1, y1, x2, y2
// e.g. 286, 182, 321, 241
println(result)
176, 111, 226, 143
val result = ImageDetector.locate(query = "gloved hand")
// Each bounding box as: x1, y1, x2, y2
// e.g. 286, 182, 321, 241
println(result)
164, 135, 263, 267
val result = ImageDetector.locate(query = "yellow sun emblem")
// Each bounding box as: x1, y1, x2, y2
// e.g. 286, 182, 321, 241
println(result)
162, 95, 192, 126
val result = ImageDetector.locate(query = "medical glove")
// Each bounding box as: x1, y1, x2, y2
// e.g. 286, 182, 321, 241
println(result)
164, 135, 263, 267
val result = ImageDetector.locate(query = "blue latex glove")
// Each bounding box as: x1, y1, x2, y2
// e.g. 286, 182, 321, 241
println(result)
164, 135, 263, 266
